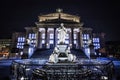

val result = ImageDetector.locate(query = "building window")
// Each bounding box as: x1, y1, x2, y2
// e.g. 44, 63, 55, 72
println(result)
74, 40, 76, 44
93, 38, 99, 42
66, 34, 69, 39
17, 43, 19, 46
22, 37, 25, 42
29, 33, 36, 39
96, 38, 99, 42
17, 42, 24, 49
82, 34, 90, 40
31, 40, 33, 43
42, 40, 45, 44
96, 44, 100, 48
32, 33, 36, 39
93, 37, 100, 49
50, 40, 53, 44
22, 43, 24, 45
93, 38, 96, 42
65, 40, 69, 44
74, 34, 77, 39
82, 34, 90, 48
28, 33, 32, 39
86, 34, 89, 39
28, 33, 36, 47
42, 33, 45, 39
83, 41, 87, 44
17, 45, 19, 48
33, 40, 36, 43
50, 33, 54, 39
83, 34, 85, 39
17, 37, 25, 49
18, 37, 21, 42
93, 43, 100, 49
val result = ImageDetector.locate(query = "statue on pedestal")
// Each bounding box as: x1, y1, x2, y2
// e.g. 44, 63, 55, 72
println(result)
57, 23, 67, 44
26, 39, 31, 45
48, 23, 76, 63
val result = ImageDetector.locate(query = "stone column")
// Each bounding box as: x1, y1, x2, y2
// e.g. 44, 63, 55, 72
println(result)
79, 27, 83, 48
69, 31, 72, 48
77, 31, 80, 49
47, 30, 50, 49
54, 28, 56, 47
36, 30, 40, 48
45, 27, 48, 49
71, 28, 74, 49
39, 32, 43, 48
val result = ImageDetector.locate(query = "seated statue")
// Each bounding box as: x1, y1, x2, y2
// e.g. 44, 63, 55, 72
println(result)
49, 53, 58, 63
53, 47, 59, 54
65, 47, 71, 55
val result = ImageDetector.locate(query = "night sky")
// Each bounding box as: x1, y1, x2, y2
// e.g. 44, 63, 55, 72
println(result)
0, 0, 120, 41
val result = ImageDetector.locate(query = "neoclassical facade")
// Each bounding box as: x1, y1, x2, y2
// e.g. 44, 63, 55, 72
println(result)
12, 9, 105, 51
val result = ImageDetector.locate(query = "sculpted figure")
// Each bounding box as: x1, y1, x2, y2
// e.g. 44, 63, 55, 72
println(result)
57, 23, 67, 44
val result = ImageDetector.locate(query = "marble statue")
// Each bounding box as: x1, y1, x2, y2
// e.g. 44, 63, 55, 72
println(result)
49, 53, 58, 63
27, 39, 31, 45
57, 23, 67, 44
87, 39, 92, 45
53, 47, 59, 54
48, 23, 76, 63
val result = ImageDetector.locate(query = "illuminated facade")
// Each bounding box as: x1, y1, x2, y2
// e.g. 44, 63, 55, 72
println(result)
12, 9, 105, 51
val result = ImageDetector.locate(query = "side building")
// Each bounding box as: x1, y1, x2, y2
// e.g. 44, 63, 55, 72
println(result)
11, 9, 105, 55
0, 39, 12, 57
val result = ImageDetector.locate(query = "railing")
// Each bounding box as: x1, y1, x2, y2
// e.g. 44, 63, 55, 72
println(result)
11, 59, 114, 80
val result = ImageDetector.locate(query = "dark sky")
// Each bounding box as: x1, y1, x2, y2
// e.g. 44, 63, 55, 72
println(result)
0, 0, 120, 41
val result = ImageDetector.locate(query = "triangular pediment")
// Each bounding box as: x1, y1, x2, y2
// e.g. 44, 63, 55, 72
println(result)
40, 18, 79, 24
38, 12, 80, 23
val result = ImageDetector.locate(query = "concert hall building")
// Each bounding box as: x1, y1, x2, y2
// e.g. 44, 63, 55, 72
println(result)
12, 9, 105, 52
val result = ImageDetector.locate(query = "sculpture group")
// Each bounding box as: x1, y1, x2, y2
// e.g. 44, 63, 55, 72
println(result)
49, 23, 76, 63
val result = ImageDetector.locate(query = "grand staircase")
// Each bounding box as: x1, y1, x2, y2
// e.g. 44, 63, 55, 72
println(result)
31, 48, 88, 59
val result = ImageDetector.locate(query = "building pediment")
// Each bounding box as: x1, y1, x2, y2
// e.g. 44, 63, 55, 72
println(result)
38, 12, 80, 23
40, 18, 79, 24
